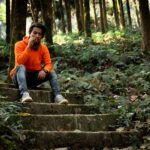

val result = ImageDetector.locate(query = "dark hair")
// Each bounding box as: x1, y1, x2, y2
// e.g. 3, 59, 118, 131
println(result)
29, 22, 46, 37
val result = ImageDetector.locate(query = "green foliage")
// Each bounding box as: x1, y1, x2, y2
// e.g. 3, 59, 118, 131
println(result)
53, 32, 84, 44
52, 28, 150, 142
0, 38, 9, 58
0, 123, 22, 150
0, 100, 23, 149
0, 101, 22, 129
0, 2, 6, 22
0, 27, 149, 147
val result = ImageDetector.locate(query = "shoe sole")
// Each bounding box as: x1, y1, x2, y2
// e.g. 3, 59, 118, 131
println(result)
58, 100, 69, 105
21, 98, 33, 103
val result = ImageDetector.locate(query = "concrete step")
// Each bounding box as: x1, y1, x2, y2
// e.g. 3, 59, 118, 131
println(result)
21, 130, 142, 149
15, 114, 119, 131
0, 83, 142, 149
21, 102, 99, 114
0, 86, 83, 104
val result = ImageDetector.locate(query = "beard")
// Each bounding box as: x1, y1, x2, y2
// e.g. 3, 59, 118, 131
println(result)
32, 41, 40, 50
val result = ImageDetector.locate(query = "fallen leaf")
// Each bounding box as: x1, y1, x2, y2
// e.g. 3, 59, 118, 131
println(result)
116, 127, 125, 132
18, 112, 31, 116
130, 95, 138, 101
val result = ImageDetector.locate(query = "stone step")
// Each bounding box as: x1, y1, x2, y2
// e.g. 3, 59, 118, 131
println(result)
0, 83, 15, 88
21, 130, 142, 149
1, 83, 142, 149
0, 86, 83, 104
0, 82, 52, 90
14, 114, 119, 131
21, 102, 99, 114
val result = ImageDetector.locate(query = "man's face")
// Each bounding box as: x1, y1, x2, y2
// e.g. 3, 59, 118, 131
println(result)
29, 27, 43, 49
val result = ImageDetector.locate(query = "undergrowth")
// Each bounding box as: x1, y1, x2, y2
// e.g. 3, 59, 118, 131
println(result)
53, 28, 150, 148
0, 99, 23, 150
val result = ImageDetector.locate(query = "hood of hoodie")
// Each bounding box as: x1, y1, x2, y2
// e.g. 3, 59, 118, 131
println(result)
22, 36, 29, 44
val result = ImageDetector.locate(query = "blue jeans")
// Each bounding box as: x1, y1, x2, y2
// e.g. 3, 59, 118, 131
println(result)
12, 65, 61, 96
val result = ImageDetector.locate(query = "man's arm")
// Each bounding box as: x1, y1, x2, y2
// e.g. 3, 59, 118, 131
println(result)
15, 36, 37, 65
38, 45, 53, 80
15, 42, 30, 65
42, 45, 53, 72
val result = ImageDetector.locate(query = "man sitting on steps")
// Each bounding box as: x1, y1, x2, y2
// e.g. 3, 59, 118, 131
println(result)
10, 22, 68, 104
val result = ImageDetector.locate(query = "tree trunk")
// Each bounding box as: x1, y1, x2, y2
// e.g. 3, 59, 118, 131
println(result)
29, 0, 41, 22
53, 1, 57, 33
126, 0, 132, 26
118, 0, 125, 28
59, 0, 66, 33
6, 0, 10, 43
112, 0, 119, 28
80, 0, 84, 31
99, 0, 105, 33
102, 0, 108, 31
139, 0, 150, 53
40, 0, 53, 52
84, 0, 91, 37
133, 0, 140, 27
92, 0, 98, 29
9, 0, 27, 75
75, 0, 84, 34
64, 0, 72, 33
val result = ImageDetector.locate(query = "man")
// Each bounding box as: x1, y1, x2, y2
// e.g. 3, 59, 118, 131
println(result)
10, 22, 68, 104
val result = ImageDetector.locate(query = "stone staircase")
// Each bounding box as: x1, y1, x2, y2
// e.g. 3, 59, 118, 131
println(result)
0, 83, 142, 150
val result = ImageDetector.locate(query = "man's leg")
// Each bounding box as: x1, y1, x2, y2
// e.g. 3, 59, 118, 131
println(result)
45, 70, 68, 104
12, 65, 32, 102
48, 70, 61, 96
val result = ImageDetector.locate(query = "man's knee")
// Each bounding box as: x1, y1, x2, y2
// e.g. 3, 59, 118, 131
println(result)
49, 70, 57, 79
12, 65, 26, 86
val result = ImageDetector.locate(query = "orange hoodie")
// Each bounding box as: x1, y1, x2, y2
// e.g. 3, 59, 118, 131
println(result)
10, 36, 52, 77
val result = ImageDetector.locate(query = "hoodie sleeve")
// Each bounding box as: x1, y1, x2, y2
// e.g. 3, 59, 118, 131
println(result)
42, 45, 53, 72
15, 41, 30, 65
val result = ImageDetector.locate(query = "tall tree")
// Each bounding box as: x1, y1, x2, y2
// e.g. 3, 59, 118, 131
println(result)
75, 0, 84, 34
64, 0, 72, 33
53, 1, 58, 33
92, 0, 98, 29
102, 0, 108, 31
118, 0, 125, 28
40, 0, 53, 51
133, 0, 140, 27
126, 0, 132, 26
84, 0, 91, 37
6, 0, 10, 43
112, 0, 119, 28
99, 0, 105, 33
79, 0, 84, 31
139, 0, 150, 53
59, 0, 66, 33
29, 0, 41, 22
9, 0, 27, 75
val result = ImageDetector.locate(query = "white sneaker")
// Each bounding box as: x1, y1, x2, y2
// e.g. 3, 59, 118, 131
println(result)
54, 94, 68, 104
20, 92, 33, 103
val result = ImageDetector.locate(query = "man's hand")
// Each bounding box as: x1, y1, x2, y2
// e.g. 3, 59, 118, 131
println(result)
27, 36, 37, 49
38, 70, 46, 80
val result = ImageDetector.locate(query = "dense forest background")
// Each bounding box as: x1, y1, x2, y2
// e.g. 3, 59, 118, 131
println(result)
0, 0, 150, 69
0, 0, 150, 149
